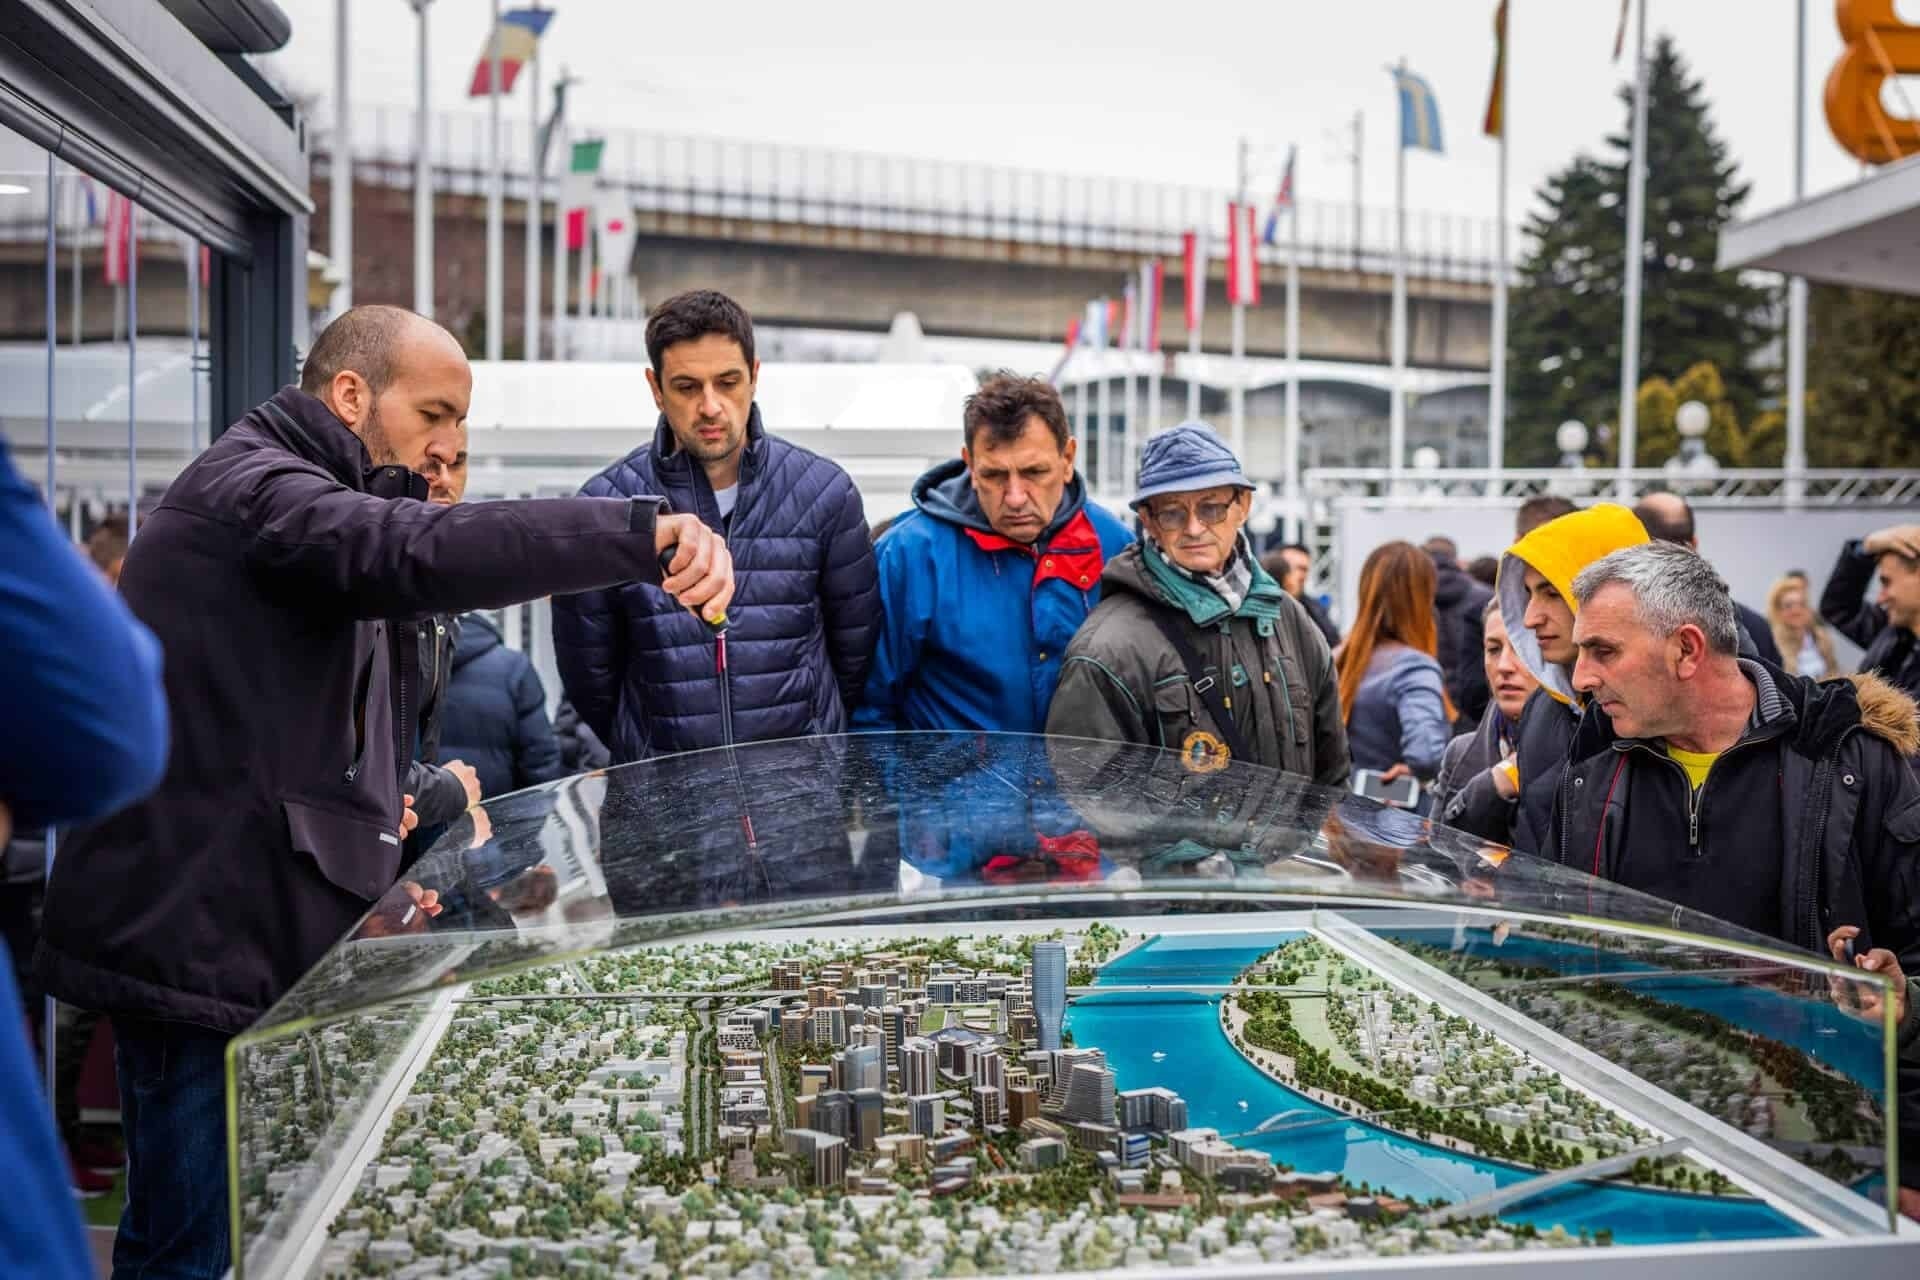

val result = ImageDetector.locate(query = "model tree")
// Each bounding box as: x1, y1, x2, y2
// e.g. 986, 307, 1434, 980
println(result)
1506, 34, 1774, 465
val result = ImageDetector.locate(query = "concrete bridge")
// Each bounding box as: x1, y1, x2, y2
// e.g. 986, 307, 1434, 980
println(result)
294, 107, 1502, 370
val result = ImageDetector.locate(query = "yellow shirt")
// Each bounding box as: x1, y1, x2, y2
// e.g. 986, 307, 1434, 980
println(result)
1665, 745, 1720, 792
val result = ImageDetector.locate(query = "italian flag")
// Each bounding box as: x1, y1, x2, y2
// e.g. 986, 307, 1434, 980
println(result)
563, 139, 603, 251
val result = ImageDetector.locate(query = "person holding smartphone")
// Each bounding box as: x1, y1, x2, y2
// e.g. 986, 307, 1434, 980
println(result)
1337, 541, 1455, 811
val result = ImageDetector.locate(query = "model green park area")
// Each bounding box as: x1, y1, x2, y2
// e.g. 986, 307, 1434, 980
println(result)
1221, 937, 1729, 1190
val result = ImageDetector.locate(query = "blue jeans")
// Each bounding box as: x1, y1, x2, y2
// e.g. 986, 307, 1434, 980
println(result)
112, 1018, 229, 1280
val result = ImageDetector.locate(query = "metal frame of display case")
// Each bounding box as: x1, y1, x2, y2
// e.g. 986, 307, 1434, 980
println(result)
224, 735, 1920, 1278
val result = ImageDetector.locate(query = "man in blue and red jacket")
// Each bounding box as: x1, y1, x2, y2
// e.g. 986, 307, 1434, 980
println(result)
856, 372, 1131, 734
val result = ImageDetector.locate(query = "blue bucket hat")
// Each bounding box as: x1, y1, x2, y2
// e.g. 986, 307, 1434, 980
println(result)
1131, 421, 1255, 508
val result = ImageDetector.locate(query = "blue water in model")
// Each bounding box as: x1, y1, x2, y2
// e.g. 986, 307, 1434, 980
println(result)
1066, 931, 1806, 1243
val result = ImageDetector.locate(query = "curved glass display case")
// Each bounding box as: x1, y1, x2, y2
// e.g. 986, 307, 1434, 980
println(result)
228, 733, 1919, 1278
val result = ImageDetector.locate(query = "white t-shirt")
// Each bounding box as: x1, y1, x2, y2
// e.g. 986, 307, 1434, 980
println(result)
713, 484, 739, 521
1797, 631, 1828, 681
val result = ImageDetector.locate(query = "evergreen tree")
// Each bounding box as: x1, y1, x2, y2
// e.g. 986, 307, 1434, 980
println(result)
1805, 285, 1920, 468
1506, 34, 1775, 465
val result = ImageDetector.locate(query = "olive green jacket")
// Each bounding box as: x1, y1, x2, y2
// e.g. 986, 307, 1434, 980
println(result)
1046, 540, 1350, 785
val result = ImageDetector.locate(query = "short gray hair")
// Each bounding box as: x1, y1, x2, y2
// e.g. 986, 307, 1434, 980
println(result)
1573, 542, 1739, 656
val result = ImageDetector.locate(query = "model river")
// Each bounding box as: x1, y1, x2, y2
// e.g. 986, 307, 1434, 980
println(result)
1066, 931, 1806, 1245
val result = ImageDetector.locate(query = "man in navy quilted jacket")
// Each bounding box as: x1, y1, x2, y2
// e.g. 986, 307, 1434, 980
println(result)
553, 291, 880, 760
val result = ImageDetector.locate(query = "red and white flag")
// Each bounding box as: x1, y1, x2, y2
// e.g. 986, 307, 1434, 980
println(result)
1226, 201, 1261, 306
1139, 259, 1164, 351
1182, 230, 1209, 335
103, 190, 133, 286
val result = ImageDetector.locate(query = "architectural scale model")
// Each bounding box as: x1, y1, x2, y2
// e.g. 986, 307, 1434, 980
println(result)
230, 919, 1894, 1278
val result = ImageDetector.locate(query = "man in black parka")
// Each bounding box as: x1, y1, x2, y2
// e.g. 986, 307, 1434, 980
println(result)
35, 305, 733, 1279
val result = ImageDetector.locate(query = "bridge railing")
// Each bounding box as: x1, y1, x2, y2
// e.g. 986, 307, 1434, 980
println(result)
312, 104, 1518, 286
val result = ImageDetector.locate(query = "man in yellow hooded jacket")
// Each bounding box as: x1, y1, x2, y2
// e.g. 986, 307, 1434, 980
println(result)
1439, 504, 1649, 853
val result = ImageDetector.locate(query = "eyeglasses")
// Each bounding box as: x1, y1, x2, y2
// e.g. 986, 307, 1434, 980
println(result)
1146, 499, 1237, 533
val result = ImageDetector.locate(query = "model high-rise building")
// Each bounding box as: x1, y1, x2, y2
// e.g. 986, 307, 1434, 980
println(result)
1061, 1062, 1116, 1127
851, 1088, 885, 1151
971, 1084, 1003, 1128
1118, 1086, 1189, 1134
1045, 1048, 1104, 1112
1031, 941, 1067, 1052
783, 1128, 846, 1188
839, 1044, 884, 1093
909, 1094, 945, 1138
900, 1038, 937, 1098
812, 1090, 852, 1142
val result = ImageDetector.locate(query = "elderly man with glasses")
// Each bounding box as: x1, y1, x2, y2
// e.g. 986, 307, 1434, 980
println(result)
1047, 423, 1348, 781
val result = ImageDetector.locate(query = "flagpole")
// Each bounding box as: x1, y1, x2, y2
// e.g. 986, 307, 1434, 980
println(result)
552, 85, 569, 361
1390, 60, 1409, 482
331, 0, 352, 317
1123, 283, 1139, 495
411, 0, 433, 318
1786, 0, 1808, 507
1616, 0, 1649, 499
1147, 266, 1163, 443
1186, 249, 1202, 420
485, 0, 505, 362
1231, 137, 1248, 461
69, 177, 81, 346
1284, 198, 1301, 544
1097, 306, 1114, 500
1489, 4, 1510, 485
523, 17, 542, 361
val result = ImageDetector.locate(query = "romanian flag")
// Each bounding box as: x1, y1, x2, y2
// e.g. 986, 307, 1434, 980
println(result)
469, 8, 554, 97
1483, 1, 1508, 139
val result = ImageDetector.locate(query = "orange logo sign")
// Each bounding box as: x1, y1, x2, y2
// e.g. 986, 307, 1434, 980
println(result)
1827, 0, 1920, 164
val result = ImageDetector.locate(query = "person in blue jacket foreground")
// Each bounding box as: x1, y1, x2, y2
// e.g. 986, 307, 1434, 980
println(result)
0, 437, 169, 1279
856, 372, 1131, 734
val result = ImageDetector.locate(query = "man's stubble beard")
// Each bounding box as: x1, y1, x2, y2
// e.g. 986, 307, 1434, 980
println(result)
360, 400, 401, 468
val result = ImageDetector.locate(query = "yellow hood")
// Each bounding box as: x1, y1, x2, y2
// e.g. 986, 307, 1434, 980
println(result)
1496, 503, 1650, 704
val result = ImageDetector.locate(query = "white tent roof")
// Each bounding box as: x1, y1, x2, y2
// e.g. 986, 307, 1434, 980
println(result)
1719, 155, 1920, 294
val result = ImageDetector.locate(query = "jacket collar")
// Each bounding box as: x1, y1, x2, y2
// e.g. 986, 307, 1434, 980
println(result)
1114, 536, 1284, 627
251, 387, 428, 501
651, 403, 766, 484
1591, 660, 1795, 762
911, 456, 1092, 545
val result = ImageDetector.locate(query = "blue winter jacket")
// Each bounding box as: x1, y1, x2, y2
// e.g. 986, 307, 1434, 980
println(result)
855, 460, 1132, 734
552, 406, 880, 760
438, 613, 567, 799
0, 438, 162, 1280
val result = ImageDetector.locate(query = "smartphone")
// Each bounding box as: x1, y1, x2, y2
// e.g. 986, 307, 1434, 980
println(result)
1354, 769, 1421, 809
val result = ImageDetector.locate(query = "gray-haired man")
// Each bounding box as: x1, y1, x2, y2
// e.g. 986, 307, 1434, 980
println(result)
1543, 540, 1920, 969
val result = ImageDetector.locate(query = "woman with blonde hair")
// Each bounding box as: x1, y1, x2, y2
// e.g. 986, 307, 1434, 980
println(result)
1768, 574, 1841, 679
1337, 541, 1455, 802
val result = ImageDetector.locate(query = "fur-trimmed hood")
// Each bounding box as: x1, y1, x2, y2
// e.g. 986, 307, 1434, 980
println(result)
1830, 671, 1920, 758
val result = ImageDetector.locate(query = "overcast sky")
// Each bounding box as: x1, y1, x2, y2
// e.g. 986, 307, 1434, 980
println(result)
268, 0, 1874, 232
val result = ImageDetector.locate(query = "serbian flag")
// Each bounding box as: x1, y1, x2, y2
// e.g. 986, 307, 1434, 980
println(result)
1138, 259, 1164, 351
1120, 278, 1137, 352
469, 8, 554, 97
1182, 229, 1208, 334
1484, 1, 1509, 138
1226, 202, 1260, 306
1064, 315, 1081, 351
103, 190, 133, 286
1083, 298, 1109, 351
562, 138, 603, 250
1261, 146, 1296, 246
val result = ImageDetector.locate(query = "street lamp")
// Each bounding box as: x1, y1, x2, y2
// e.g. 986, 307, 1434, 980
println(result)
1664, 399, 1720, 488
1556, 420, 1589, 470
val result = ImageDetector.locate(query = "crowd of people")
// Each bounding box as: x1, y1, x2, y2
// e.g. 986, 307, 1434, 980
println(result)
4, 288, 1920, 1273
